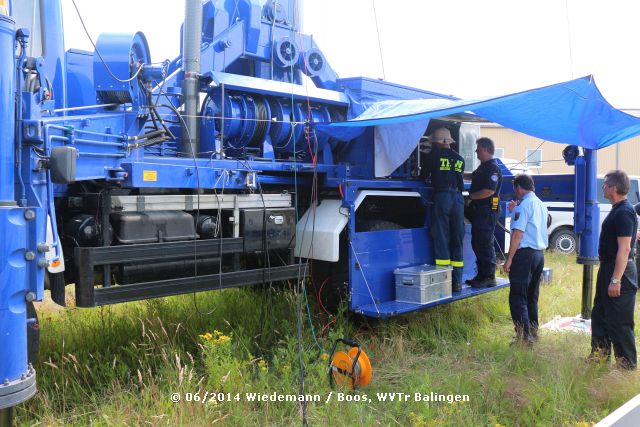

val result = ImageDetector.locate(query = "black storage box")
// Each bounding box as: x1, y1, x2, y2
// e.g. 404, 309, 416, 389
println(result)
110, 211, 197, 244
241, 208, 295, 252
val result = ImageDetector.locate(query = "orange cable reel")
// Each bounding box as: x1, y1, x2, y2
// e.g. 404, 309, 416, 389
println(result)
327, 338, 372, 390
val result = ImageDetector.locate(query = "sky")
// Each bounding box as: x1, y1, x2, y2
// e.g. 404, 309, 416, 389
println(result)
60, 0, 640, 108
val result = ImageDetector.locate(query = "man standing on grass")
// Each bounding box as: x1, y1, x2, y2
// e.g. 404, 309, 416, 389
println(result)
590, 170, 637, 370
503, 174, 548, 346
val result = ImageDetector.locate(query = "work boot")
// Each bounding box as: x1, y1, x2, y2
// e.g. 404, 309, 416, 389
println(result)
530, 324, 539, 341
615, 358, 637, 371
470, 275, 497, 288
510, 324, 534, 348
510, 336, 534, 348
585, 352, 610, 365
465, 275, 481, 285
452, 282, 461, 293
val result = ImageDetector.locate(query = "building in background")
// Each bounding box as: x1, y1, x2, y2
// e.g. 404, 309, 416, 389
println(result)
480, 109, 640, 175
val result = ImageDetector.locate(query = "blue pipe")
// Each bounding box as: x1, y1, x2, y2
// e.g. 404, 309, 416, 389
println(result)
577, 148, 599, 263
577, 148, 599, 318
15, 29, 29, 207
0, 12, 36, 412
39, 0, 66, 111
0, 16, 15, 203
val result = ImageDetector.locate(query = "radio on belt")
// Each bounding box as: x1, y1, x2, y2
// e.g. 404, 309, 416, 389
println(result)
394, 264, 453, 304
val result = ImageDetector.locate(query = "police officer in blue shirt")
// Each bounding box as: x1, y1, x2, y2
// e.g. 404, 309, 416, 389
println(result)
590, 170, 637, 369
503, 174, 548, 345
425, 127, 465, 292
464, 137, 502, 288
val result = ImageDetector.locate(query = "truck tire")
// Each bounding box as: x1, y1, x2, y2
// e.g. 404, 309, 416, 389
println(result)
312, 259, 348, 313
550, 227, 576, 254
312, 220, 401, 312
26, 301, 40, 364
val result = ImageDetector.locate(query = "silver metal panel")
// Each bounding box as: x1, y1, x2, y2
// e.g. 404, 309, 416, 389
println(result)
210, 72, 349, 106
111, 193, 292, 212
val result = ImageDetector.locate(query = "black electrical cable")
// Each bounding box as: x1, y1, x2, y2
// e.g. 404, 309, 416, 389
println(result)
152, 61, 170, 108
285, 11, 310, 422
235, 159, 277, 346
71, 0, 145, 84
161, 102, 222, 316
156, 104, 182, 124
151, 106, 176, 139
510, 139, 547, 170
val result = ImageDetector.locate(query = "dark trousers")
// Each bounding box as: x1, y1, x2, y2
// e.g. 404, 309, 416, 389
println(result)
591, 259, 637, 368
471, 204, 499, 277
636, 242, 640, 278
432, 190, 465, 285
508, 248, 544, 340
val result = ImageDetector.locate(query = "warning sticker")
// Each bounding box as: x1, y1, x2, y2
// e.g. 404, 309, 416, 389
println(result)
143, 170, 158, 182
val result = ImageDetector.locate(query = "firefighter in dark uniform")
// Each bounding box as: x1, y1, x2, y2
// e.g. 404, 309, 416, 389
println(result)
590, 170, 637, 370
425, 127, 465, 292
464, 137, 502, 288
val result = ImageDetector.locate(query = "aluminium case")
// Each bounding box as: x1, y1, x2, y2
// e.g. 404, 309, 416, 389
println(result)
394, 264, 452, 304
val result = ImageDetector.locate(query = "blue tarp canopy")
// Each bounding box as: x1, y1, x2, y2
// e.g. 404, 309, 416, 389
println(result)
316, 76, 640, 150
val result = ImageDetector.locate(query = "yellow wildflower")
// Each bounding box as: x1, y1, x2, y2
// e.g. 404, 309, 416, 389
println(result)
199, 330, 231, 344
199, 332, 213, 342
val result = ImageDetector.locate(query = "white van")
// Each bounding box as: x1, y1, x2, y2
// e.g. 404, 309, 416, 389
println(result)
547, 176, 640, 254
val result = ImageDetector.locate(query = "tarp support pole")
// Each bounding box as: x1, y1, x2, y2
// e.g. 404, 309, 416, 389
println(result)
581, 265, 594, 319
578, 148, 599, 319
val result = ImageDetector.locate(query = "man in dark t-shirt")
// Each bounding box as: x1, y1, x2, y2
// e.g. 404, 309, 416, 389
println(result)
590, 170, 638, 369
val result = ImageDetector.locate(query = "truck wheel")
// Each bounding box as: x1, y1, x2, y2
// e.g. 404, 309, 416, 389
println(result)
26, 301, 40, 364
550, 228, 576, 254
312, 221, 401, 312
312, 259, 348, 313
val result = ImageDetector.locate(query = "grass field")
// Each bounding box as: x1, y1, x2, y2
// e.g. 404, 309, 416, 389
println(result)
15, 252, 640, 426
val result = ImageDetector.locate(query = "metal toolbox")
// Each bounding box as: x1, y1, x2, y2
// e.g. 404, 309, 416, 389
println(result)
393, 264, 452, 304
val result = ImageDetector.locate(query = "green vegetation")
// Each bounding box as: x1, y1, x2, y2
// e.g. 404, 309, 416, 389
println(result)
16, 253, 640, 426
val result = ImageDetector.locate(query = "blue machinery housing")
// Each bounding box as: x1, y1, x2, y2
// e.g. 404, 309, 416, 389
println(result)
1, 0, 639, 414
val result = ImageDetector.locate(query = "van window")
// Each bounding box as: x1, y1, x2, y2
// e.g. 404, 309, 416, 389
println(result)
596, 178, 640, 204
596, 178, 607, 204
630, 180, 640, 203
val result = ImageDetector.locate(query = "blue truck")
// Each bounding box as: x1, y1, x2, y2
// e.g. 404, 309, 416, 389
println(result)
1, 0, 638, 421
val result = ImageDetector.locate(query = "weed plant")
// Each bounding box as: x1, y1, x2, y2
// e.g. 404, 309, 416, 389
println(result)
15, 253, 640, 426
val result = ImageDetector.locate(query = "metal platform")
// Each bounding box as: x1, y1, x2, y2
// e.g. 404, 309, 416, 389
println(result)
354, 278, 509, 318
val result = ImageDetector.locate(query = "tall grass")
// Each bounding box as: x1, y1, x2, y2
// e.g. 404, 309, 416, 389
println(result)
15, 253, 640, 426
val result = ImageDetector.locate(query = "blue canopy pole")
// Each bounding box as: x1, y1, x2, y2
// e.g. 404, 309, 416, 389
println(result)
577, 148, 599, 319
